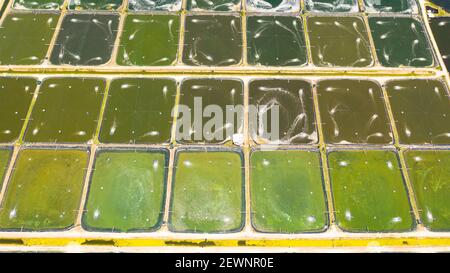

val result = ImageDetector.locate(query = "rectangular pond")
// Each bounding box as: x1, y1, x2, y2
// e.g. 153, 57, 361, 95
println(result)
24, 77, 106, 143
385, 79, 450, 145
404, 150, 450, 231
169, 150, 244, 233
0, 149, 88, 231
0, 12, 59, 65
305, 0, 359, 13
117, 14, 180, 66
99, 78, 177, 144
307, 16, 374, 67
250, 150, 328, 233
316, 79, 392, 144
0, 77, 36, 143
82, 149, 168, 232
328, 150, 414, 232
246, 16, 307, 67
429, 17, 450, 71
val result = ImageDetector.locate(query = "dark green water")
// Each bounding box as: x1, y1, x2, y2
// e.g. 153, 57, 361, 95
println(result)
249, 79, 316, 144
187, 0, 241, 11
0, 12, 59, 65
128, 0, 182, 10
0, 77, 36, 143
251, 150, 327, 233
369, 17, 434, 67
100, 78, 177, 144
24, 77, 105, 143
316, 79, 392, 144
328, 150, 414, 232
0, 149, 88, 231
182, 15, 242, 66
50, 14, 120, 66
170, 150, 244, 233
386, 79, 450, 145
429, 18, 450, 71
117, 15, 179, 66
83, 150, 167, 232
247, 16, 307, 67
69, 0, 123, 10
307, 16, 374, 67
176, 78, 244, 144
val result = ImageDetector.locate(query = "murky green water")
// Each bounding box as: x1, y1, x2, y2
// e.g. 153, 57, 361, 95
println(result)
316, 79, 392, 144
249, 79, 316, 144
183, 15, 242, 66
0, 77, 36, 143
246, 0, 299, 12
386, 79, 450, 145
83, 150, 167, 232
429, 17, 450, 71
369, 17, 434, 67
13, 0, 64, 9
170, 150, 244, 233
0, 149, 11, 189
117, 15, 179, 66
305, 0, 358, 12
0, 149, 88, 231
128, 0, 182, 11
187, 0, 240, 11
251, 150, 327, 233
247, 16, 307, 67
363, 0, 418, 13
50, 14, 120, 66
405, 150, 450, 231
307, 17, 374, 67
0, 13, 59, 65
328, 150, 414, 232
177, 78, 244, 144
100, 78, 176, 144
69, 0, 123, 10
24, 77, 105, 143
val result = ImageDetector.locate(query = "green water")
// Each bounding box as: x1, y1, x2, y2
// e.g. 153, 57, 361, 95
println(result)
0, 77, 36, 143
69, 0, 123, 10
308, 17, 374, 67
13, 0, 64, 9
363, 0, 418, 13
246, 0, 299, 12
83, 150, 167, 232
0, 149, 11, 190
128, 0, 182, 11
249, 79, 316, 144
316, 79, 392, 144
99, 78, 177, 144
329, 150, 414, 232
0, 149, 88, 231
170, 151, 244, 233
50, 14, 120, 66
405, 150, 450, 231
386, 79, 450, 145
24, 77, 105, 143
117, 15, 179, 66
429, 18, 450, 72
187, 0, 241, 11
183, 15, 242, 66
177, 78, 244, 144
247, 16, 307, 67
0, 13, 59, 65
251, 150, 327, 233
369, 17, 434, 67
305, 0, 358, 12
